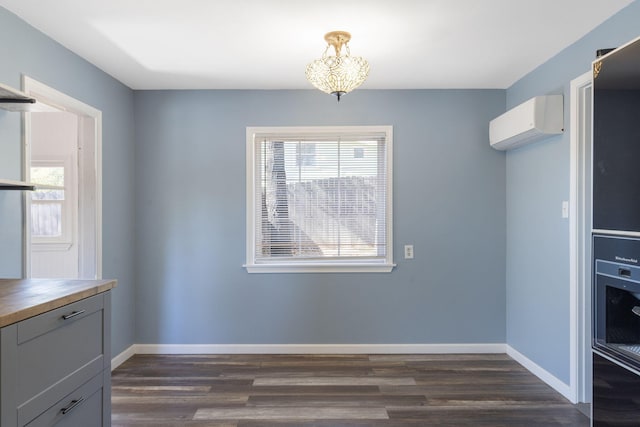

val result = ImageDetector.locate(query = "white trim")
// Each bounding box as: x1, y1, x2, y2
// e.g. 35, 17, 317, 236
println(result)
30, 156, 75, 246
22, 76, 103, 279
111, 344, 137, 371
128, 343, 506, 355
31, 243, 73, 252
22, 97, 32, 277
507, 345, 573, 402
569, 70, 593, 404
22, 76, 101, 116
245, 125, 394, 273
244, 263, 396, 273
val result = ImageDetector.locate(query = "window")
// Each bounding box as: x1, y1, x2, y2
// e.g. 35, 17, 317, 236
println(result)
296, 142, 316, 167
30, 158, 73, 247
245, 126, 394, 273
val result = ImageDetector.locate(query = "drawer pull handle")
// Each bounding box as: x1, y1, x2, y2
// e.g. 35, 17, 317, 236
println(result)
62, 310, 85, 320
60, 397, 84, 415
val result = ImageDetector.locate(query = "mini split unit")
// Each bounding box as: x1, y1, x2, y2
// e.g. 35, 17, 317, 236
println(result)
489, 95, 564, 151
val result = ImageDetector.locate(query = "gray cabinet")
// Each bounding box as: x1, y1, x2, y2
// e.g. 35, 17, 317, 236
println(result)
0, 292, 111, 426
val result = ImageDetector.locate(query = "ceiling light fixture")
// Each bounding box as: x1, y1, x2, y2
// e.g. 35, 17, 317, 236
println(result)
305, 31, 369, 102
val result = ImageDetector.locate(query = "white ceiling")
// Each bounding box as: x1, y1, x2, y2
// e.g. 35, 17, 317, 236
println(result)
0, 0, 634, 90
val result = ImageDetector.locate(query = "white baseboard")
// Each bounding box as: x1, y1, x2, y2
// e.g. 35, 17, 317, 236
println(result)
111, 344, 136, 371
131, 343, 507, 355
507, 345, 573, 402
111, 343, 506, 368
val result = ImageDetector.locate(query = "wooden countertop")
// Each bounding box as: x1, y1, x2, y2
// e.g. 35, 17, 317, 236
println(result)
0, 278, 117, 328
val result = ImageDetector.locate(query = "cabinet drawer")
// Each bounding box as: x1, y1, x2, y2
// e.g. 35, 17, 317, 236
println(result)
15, 294, 105, 412
22, 373, 104, 427
17, 293, 104, 344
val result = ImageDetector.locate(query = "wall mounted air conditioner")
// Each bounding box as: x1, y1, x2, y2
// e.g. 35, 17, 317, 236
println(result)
489, 95, 563, 151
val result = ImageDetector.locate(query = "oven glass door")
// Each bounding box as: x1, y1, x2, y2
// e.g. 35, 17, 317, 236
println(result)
594, 260, 640, 370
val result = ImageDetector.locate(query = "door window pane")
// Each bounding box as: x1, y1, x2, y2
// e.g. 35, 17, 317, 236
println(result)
30, 165, 66, 239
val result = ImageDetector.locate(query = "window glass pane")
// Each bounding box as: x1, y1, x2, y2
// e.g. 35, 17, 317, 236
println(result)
31, 203, 62, 237
296, 142, 316, 167
32, 189, 64, 201
256, 137, 386, 261
30, 166, 66, 238
31, 166, 64, 186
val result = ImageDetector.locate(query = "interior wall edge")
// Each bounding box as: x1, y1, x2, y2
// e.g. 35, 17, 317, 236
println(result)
507, 344, 573, 403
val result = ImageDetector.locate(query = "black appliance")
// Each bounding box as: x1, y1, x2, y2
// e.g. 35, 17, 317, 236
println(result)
592, 35, 640, 426
593, 38, 640, 233
593, 235, 640, 370
592, 235, 640, 425
592, 352, 640, 425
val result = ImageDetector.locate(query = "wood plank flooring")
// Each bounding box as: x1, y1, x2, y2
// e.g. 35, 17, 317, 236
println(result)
111, 354, 589, 426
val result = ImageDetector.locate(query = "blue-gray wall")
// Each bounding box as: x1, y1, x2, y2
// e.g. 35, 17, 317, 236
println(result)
0, 0, 637, 396
133, 89, 507, 344
0, 6, 506, 355
16, 0, 640, 377
505, 1, 640, 385
0, 8, 136, 356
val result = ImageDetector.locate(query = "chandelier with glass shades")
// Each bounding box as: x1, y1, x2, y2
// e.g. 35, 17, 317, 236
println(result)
305, 31, 370, 101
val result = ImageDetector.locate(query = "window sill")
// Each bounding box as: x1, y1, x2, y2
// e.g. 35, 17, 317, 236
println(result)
32, 242, 73, 252
244, 263, 396, 274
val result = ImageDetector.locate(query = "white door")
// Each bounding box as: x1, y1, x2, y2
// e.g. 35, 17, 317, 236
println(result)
23, 77, 102, 279
29, 112, 80, 278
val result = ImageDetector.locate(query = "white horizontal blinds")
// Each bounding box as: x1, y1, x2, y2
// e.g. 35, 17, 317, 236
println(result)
254, 132, 387, 262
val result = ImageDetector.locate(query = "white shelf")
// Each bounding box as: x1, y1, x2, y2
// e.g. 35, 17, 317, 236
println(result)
0, 82, 60, 112
0, 179, 36, 191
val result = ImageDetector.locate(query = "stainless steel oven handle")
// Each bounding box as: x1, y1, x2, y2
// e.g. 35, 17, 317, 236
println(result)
632, 306, 640, 317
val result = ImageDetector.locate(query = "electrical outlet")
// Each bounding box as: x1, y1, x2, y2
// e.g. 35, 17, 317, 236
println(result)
404, 245, 414, 259
562, 201, 569, 218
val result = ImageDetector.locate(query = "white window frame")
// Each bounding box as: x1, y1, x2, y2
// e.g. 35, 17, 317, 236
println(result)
29, 156, 75, 250
245, 125, 394, 273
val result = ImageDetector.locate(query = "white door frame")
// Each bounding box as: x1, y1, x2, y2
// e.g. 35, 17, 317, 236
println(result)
569, 70, 593, 403
21, 76, 103, 279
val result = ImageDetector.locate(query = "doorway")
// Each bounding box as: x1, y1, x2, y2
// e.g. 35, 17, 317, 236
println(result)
22, 76, 102, 279
569, 70, 593, 403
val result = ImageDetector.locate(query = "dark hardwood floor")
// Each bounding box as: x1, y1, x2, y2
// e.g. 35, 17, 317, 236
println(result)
111, 353, 589, 426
